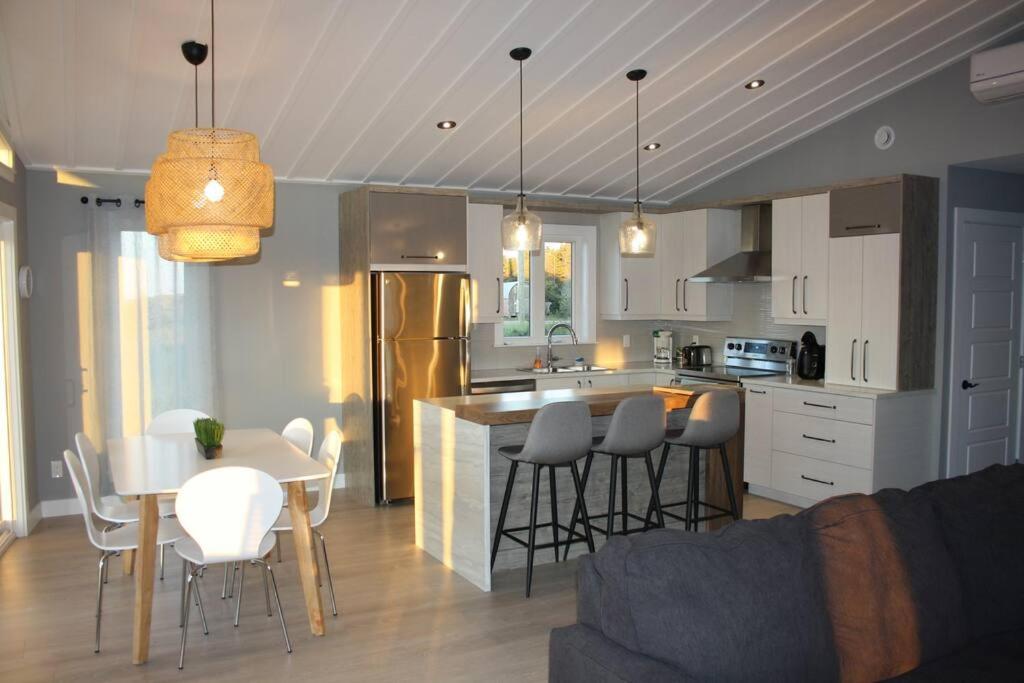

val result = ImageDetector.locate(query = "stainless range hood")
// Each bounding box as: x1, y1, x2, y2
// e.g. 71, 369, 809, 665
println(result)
688, 204, 772, 283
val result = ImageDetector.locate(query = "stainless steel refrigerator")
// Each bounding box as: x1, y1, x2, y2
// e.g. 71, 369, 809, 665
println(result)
371, 272, 471, 503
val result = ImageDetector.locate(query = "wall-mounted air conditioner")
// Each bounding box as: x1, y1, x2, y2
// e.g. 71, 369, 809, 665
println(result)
970, 41, 1024, 103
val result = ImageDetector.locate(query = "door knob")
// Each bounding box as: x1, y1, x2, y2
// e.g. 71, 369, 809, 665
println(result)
961, 379, 979, 390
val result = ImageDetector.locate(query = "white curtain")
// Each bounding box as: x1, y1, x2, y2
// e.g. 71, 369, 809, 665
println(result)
83, 199, 218, 447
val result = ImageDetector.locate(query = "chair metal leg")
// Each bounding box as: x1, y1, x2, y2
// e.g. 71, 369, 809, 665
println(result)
719, 444, 740, 521
234, 561, 246, 627
644, 443, 671, 528
645, 452, 666, 529
94, 552, 109, 653
525, 464, 541, 598
276, 541, 282, 563
548, 466, 559, 563
317, 530, 338, 617
620, 455, 629, 533
160, 543, 165, 581
222, 563, 230, 599
178, 572, 194, 669
192, 565, 209, 636
606, 455, 618, 538
563, 453, 592, 560
228, 561, 238, 598
490, 460, 518, 570
179, 560, 188, 628
261, 558, 273, 616
262, 560, 292, 653
569, 461, 595, 554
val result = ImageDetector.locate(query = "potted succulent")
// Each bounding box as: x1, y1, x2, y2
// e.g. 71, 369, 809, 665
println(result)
194, 418, 225, 460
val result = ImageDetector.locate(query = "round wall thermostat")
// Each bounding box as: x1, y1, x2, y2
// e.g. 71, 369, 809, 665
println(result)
18, 265, 32, 299
874, 125, 895, 150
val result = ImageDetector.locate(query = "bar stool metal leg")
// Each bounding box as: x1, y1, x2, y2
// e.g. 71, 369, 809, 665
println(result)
569, 461, 595, 554
525, 464, 541, 598
491, 460, 519, 570
644, 443, 671, 528
548, 467, 559, 563
562, 453, 593, 560
686, 447, 699, 531
620, 456, 629, 533
719, 444, 740, 520
606, 455, 618, 538
644, 453, 665, 529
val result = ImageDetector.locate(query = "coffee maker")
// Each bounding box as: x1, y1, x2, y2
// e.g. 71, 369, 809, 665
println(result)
653, 329, 674, 365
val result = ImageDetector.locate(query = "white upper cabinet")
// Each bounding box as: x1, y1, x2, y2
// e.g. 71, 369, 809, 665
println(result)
598, 213, 661, 319
771, 193, 829, 324
466, 203, 504, 324
658, 212, 686, 316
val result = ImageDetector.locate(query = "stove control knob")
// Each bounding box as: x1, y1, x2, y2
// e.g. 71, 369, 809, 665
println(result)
735, 343, 743, 351
770, 345, 778, 354
726, 342, 735, 350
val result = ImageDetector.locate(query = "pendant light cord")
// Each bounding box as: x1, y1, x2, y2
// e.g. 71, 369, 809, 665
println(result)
518, 57, 524, 199
210, 0, 216, 128
194, 64, 199, 128
634, 78, 640, 207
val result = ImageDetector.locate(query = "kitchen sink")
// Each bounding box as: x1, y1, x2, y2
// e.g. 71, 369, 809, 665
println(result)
518, 365, 608, 374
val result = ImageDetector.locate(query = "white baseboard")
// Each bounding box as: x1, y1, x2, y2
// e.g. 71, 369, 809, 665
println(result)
27, 502, 42, 533
334, 473, 346, 489
747, 483, 815, 509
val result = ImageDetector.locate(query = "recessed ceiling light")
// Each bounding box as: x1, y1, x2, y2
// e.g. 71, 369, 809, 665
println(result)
745, 79, 765, 90
644, 142, 661, 151
437, 120, 457, 130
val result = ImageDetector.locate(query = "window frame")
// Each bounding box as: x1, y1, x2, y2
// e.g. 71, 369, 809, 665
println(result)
494, 223, 597, 347
0, 124, 14, 184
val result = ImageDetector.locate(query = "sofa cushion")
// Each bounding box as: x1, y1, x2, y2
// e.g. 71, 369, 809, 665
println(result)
588, 516, 838, 682
884, 628, 1024, 682
916, 463, 1024, 640
549, 625, 693, 683
807, 490, 968, 681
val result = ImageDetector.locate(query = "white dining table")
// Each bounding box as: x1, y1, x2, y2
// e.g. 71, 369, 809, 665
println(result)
107, 428, 330, 665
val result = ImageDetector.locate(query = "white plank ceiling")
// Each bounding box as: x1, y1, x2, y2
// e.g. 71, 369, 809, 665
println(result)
1, 0, 1022, 204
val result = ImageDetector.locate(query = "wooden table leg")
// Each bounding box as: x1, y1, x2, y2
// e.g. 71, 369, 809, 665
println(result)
706, 400, 745, 531
131, 494, 159, 664
122, 549, 136, 575
287, 482, 325, 636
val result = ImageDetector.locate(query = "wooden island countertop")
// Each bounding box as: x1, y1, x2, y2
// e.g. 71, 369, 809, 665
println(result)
421, 383, 740, 426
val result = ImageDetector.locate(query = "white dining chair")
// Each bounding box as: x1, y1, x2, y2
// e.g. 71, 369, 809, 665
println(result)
64, 450, 185, 654
271, 430, 342, 616
145, 408, 210, 435
74, 432, 175, 524
174, 466, 291, 669
281, 417, 314, 456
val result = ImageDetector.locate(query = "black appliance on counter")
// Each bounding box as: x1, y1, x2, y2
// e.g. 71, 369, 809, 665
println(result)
796, 331, 826, 380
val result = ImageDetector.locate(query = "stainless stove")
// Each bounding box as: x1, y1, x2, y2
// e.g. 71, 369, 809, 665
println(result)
674, 337, 794, 385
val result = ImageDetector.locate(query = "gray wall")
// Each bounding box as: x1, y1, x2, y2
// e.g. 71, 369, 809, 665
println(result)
947, 165, 1024, 214
26, 170, 343, 501
683, 50, 1024, 477
0, 154, 37, 510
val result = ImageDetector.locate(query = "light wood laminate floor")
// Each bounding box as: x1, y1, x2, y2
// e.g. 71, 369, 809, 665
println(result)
0, 491, 797, 682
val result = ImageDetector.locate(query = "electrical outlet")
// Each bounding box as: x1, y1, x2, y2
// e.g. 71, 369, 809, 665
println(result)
622, 334, 631, 348
691, 335, 700, 344
51, 460, 63, 478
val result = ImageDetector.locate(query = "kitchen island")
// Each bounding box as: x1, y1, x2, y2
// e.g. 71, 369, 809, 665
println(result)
413, 384, 744, 591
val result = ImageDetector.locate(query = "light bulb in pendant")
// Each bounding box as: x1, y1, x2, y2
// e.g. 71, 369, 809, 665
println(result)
204, 178, 225, 202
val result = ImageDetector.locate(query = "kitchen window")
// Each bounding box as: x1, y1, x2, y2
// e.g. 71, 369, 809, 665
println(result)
496, 224, 596, 347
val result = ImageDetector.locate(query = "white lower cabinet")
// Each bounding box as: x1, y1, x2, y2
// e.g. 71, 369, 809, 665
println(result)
743, 381, 933, 506
535, 373, 630, 390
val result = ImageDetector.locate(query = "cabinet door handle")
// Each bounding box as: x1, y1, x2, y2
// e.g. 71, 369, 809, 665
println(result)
802, 434, 836, 444
791, 276, 797, 314
588, 379, 593, 388
843, 224, 881, 232
401, 254, 440, 260
748, 388, 767, 395
802, 276, 808, 315
850, 338, 857, 381
682, 278, 688, 312
675, 278, 681, 311
803, 400, 836, 410
862, 339, 868, 383
496, 277, 501, 314
576, 380, 582, 388
801, 474, 835, 486
623, 278, 629, 312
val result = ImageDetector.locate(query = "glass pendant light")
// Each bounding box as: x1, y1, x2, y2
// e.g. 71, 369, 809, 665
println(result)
501, 47, 542, 252
146, 0, 273, 263
619, 69, 656, 256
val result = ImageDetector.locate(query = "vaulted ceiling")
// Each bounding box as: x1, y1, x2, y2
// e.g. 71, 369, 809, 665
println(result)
1, 0, 1022, 204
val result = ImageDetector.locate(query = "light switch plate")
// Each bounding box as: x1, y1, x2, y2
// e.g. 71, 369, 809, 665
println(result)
51, 460, 63, 478
622, 334, 631, 348
691, 335, 699, 344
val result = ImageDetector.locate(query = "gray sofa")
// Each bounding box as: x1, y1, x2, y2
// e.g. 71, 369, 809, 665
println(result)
549, 463, 1024, 682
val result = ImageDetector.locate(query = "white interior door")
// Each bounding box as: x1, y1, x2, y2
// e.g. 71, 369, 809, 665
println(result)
825, 236, 864, 386
948, 208, 1024, 477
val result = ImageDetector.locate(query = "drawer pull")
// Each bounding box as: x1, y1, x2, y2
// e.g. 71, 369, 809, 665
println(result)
748, 388, 767, 395
801, 474, 835, 486
802, 401, 836, 410
802, 433, 836, 444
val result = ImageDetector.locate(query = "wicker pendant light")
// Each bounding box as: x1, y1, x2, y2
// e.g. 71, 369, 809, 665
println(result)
146, 0, 273, 262
501, 47, 542, 252
619, 69, 656, 256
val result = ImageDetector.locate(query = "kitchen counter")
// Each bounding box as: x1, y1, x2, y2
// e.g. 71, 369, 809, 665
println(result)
413, 384, 744, 591
740, 374, 930, 397
471, 361, 682, 384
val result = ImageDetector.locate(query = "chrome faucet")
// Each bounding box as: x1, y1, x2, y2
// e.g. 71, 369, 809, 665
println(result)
547, 323, 579, 371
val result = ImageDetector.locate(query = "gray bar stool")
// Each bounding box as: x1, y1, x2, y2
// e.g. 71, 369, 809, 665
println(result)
645, 389, 741, 531
563, 395, 667, 557
490, 401, 596, 598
